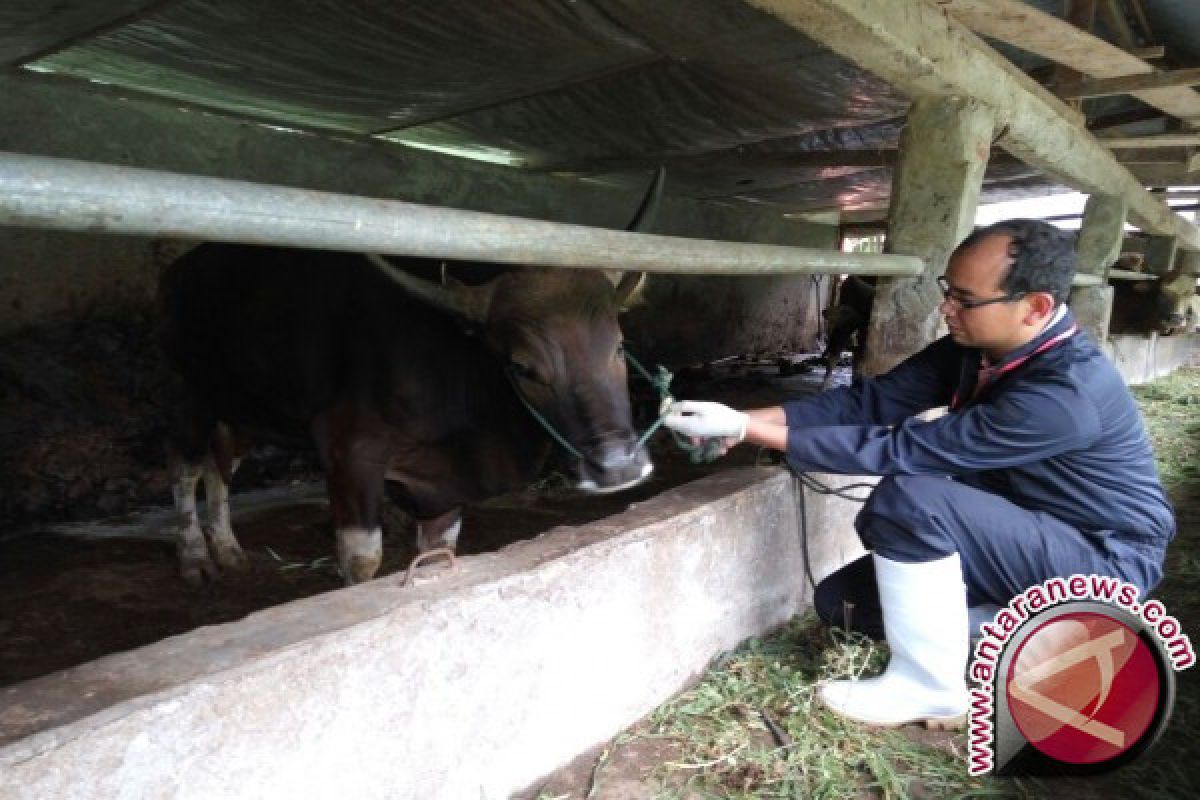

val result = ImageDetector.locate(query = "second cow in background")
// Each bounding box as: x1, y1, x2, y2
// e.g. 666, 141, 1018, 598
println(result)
820, 275, 877, 389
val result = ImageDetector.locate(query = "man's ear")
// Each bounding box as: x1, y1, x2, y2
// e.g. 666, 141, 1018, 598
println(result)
1022, 292, 1056, 325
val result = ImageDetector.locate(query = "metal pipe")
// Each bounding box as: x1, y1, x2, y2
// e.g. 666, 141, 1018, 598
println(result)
1107, 269, 1158, 281
0, 152, 924, 278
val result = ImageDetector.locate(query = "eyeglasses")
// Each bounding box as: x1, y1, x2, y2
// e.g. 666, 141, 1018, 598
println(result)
937, 276, 1025, 311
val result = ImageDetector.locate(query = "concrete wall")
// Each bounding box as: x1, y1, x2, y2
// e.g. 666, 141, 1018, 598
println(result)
1107, 332, 1200, 385
0, 74, 836, 361
0, 467, 868, 800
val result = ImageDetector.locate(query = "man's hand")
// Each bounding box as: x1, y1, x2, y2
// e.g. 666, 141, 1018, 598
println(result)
663, 400, 749, 442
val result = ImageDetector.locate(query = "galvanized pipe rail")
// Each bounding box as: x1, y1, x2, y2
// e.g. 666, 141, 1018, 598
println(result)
1107, 269, 1158, 281
0, 152, 924, 277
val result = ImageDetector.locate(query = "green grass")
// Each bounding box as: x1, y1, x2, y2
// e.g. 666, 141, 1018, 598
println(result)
616, 367, 1200, 800
622, 619, 1015, 799
1131, 369, 1200, 490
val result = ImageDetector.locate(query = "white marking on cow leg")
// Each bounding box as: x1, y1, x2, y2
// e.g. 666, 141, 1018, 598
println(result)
172, 460, 216, 585
415, 510, 463, 552
418, 517, 462, 551
337, 526, 383, 585
202, 456, 248, 572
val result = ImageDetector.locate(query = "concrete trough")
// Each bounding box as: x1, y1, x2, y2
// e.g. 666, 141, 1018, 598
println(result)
1107, 332, 1200, 385
0, 467, 870, 800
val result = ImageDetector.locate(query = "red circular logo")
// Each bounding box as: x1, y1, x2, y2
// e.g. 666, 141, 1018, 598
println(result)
1006, 611, 1160, 765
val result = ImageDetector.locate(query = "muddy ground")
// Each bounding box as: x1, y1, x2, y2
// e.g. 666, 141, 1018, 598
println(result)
0, 309, 834, 687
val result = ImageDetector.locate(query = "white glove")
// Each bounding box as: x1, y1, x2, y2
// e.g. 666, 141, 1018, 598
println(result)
663, 400, 749, 442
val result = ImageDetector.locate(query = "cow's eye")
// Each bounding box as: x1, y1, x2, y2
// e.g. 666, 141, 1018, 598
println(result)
510, 360, 543, 384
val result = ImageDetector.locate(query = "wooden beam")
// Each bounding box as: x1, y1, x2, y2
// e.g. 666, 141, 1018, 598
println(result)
939, 0, 1200, 121
1125, 162, 1200, 186
1060, 67, 1200, 100
1130, 46, 1165, 60
1088, 108, 1167, 131
1099, 133, 1200, 148
1097, 0, 1138, 51
742, 0, 1200, 250
1055, 1, 1098, 113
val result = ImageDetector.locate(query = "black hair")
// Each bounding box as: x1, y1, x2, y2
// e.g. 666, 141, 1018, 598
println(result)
958, 219, 1077, 304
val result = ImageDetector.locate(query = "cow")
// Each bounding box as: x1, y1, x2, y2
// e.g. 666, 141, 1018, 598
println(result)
1110, 266, 1198, 335
819, 275, 876, 389
159, 174, 663, 586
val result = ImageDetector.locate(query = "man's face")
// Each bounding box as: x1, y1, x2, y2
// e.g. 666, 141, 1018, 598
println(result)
940, 233, 1039, 355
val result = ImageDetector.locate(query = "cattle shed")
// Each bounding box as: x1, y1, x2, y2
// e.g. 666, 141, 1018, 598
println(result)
2, 1, 1200, 798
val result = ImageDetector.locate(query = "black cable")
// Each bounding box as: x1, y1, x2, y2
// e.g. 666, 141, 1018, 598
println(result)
788, 466, 874, 597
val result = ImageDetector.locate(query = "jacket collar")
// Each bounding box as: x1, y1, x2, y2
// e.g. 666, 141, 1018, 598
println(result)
980, 304, 1074, 371
950, 305, 1078, 411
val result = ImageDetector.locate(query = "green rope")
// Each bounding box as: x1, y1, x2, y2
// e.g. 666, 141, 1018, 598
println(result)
623, 350, 725, 464
505, 367, 585, 461
505, 349, 725, 465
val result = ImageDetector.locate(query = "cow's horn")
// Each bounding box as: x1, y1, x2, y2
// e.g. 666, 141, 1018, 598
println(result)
614, 271, 646, 307
612, 167, 665, 307
625, 166, 665, 233
367, 254, 494, 324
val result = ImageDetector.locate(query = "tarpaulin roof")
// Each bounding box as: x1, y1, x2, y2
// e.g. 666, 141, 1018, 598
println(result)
5, 0, 1195, 217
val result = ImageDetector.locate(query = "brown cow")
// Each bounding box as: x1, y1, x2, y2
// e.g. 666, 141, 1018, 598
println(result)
160, 174, 663, 585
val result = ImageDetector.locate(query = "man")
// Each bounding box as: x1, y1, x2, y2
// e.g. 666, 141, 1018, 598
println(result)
663, 219, 1174, 729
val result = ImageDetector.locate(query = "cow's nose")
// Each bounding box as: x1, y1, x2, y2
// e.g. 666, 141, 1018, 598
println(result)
576, 440, 653, 494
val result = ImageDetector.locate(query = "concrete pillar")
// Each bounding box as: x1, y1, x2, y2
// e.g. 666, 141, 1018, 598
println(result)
1182, 250, 1200, 274
1145, 234, 1179, 275
863, 96, 994, 375
1069, 194, 1126, 345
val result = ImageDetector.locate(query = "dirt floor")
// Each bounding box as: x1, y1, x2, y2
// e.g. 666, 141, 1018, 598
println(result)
0, 309, 831, 687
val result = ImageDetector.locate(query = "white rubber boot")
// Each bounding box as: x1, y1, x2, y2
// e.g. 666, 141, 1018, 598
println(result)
819, 552, 969, 729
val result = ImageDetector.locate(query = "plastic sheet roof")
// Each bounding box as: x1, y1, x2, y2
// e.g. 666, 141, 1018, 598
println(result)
5, 0, 1194, 217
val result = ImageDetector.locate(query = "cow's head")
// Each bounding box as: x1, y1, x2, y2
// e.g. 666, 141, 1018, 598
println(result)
373, 169, 665, 493
382, 264, 653, 492
1135, 268, 1198, 335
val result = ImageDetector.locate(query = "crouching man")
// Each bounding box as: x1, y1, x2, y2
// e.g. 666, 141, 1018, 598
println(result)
663, 220, 1174, 728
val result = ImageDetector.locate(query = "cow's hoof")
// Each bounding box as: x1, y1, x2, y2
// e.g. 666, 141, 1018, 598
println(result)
340, 555, 382, 585
203, 526, 249, 572
212, 545, 249, 572
337, 527, 383, 585
180, 554, 219, 586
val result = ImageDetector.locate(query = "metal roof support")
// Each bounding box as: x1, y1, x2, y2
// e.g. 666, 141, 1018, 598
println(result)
742, 0, 1200, 252
0, 151, 923, 277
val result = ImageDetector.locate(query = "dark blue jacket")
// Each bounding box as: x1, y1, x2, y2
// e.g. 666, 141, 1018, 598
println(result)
783, 310, 1175, 551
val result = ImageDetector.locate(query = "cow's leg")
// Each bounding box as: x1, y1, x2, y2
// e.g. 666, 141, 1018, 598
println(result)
416, 507, 463, 553
201, 458, 248, 572
850, 331, 867, 383
169, 450, 218, 585
315, 415, 389, 585
821, 352, 837, 390
201, 422, 249, 572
